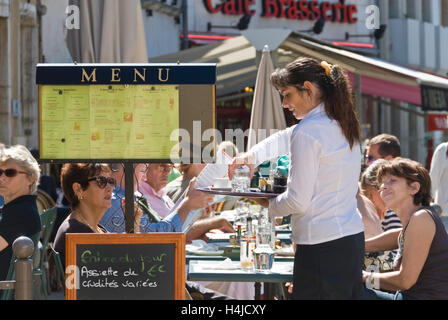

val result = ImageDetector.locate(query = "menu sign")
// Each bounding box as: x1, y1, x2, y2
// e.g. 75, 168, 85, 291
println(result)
65, 233, 185, 300
40, 85, 179, 160
36, 63, 216, 162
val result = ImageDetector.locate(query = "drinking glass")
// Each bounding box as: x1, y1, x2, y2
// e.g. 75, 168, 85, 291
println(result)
231, 166, 251, 192
240, 236, 256, 270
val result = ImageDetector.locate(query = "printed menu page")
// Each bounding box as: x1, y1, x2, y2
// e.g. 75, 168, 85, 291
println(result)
40, 85, 180, 160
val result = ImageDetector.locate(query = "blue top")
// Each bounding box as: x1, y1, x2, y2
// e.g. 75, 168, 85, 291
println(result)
100, 185, 183, 233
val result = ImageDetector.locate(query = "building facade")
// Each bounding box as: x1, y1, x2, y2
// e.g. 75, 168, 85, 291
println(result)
1, 0, 447, 165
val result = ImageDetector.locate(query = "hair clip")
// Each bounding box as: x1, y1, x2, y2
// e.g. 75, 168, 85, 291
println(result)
321, 61, 332, 77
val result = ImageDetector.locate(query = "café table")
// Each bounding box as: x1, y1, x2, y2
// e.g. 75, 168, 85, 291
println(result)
187, 259, 293, 300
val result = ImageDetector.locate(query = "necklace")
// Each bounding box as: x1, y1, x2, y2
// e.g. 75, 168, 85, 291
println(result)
72, 211, 102, 233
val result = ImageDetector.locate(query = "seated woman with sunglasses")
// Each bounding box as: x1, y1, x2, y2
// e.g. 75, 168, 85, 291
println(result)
54, 163, 117, 268
0, 144, 42, 282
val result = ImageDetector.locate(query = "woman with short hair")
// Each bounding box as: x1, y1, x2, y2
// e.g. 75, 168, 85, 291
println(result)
54, 163, 116, 267
363, 158, 448, 300
0, 144, 41, 281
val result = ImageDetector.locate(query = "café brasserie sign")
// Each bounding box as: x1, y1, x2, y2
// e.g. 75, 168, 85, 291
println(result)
203, 0, 358, 23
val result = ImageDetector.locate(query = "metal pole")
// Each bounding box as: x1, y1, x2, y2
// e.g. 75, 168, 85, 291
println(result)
354, 74, 363, 137
13, 236, 34, 300
181, 0, 188, 50
124, 163, 135, 233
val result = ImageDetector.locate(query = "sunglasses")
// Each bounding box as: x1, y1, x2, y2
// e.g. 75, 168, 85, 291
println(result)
87, 176, 117, 189
0, 168, 28, 178
365, 155, 376, 163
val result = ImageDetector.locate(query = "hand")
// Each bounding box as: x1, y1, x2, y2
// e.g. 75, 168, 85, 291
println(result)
250, 197, 269, 208
183, 178, 215, 211
202, 204, 217, 218
285, 282, 293, 295
228, 152, 256, 180
216, 217, 234, 233
122, 198, 143, 233
122, 198, 143, 220
362, 270, 370, 283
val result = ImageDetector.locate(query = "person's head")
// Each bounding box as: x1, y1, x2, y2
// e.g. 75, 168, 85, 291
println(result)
0, 144, 41, 203
365, 134, 401, 167
270, 57, 360, 149
61, 163, 115, 211
377, 158, 432, 210
108, 163, 148, 191
144, 163, 174, 192
177, 163, 206, 179
360, 159, 389, 213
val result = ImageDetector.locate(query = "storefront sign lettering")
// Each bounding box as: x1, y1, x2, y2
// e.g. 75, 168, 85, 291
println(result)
80, 67, 170, 84
428, 114, 448, 131
203, 0, 357, 23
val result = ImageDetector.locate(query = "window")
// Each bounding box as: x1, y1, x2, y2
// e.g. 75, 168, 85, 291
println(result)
422, 0, 432, 22
406, 0, 417, 19
389, 0, 400, 19
442, 0, 448, 26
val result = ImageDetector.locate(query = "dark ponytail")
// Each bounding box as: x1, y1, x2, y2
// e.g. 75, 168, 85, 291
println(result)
271, 57, 361, 149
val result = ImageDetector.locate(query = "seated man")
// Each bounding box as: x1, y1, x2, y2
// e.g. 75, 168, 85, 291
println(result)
139, 164, 175, 219
101, 164, 233, 242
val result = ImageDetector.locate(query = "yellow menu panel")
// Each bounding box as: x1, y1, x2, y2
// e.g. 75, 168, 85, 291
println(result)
40, 85, 179, 160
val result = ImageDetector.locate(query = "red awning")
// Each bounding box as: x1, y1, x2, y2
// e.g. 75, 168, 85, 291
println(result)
347, 72, 422, 106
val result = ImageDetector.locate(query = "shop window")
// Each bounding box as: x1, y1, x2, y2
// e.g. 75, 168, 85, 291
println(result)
389, 0, 400, 19
422, 1, 432, 22
442, 0, 448, 26
406, 0, 417, 19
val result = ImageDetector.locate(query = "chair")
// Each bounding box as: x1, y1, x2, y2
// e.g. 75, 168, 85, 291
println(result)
48, 247, 65, 288
36, 189, 56, 215
37, 207, 58, 298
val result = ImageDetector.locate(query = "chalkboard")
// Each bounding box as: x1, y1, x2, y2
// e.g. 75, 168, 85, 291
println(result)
65, 233, 185, 300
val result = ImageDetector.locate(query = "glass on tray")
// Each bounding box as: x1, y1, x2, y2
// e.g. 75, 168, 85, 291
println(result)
231, 166, 251, 192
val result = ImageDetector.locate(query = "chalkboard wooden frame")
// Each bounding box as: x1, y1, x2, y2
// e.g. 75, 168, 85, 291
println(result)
65, 233, 185, 300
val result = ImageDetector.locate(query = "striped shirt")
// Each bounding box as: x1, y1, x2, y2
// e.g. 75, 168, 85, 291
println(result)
381, 209, 403, 232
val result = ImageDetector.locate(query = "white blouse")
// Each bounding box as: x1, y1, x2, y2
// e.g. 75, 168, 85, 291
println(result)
250, 103, 364, 245
430, 142, 448, 216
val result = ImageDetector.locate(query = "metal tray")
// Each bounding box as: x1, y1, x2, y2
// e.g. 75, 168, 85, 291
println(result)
196, 187, 280, 198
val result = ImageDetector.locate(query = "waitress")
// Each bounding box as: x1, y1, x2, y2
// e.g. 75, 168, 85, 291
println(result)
229, 57, 365, 299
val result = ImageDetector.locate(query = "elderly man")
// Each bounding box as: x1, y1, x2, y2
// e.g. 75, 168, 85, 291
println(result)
100, 163, 212, 235
141, 163, 233, 240
103, 163, 233, 241
139, 164, 175, 219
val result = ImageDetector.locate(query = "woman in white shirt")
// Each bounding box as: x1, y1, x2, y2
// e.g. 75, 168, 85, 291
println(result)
430, 142, 448, 216
229, 57, 365, 299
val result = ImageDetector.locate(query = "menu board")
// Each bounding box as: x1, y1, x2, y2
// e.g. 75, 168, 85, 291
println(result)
39, 85, 180, 160
65, 233, 185, 300
36, 63, 217, 162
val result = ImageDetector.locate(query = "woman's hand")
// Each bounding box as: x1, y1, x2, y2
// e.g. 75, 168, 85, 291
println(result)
122, 198, 143, 232
250, 197, 269, 208
362, 270, 370, 283
228, 152, 256, 180
176, 178, 213, 224
180, 178, 215, 213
